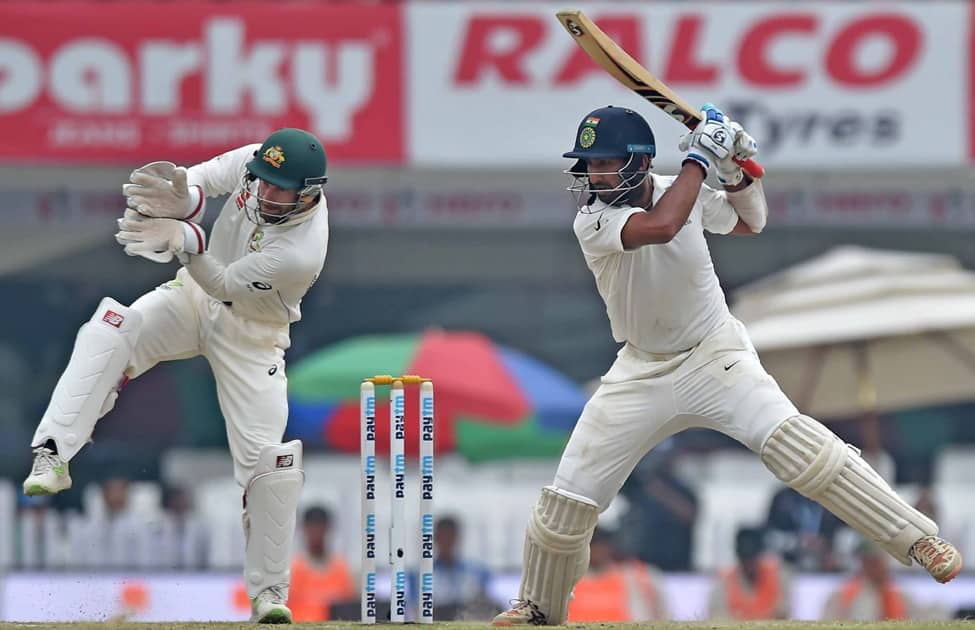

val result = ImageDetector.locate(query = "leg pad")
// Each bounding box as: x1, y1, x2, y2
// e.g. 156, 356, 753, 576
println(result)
519, 486, 599, 624
761, 415, 935, 565
32, 298, 142, 460
243, 440, 304, 597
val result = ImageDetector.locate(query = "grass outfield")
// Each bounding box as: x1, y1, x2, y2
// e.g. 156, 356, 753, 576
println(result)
0, 622, 972, 630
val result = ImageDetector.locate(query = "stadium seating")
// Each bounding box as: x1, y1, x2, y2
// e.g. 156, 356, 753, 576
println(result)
2, 447, 975, 573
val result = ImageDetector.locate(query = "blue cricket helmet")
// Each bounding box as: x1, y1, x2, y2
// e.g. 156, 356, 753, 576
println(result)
563, 105, 656, 165
564, 106, 656, 209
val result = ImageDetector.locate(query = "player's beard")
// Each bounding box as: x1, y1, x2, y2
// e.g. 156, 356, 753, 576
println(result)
258, 201, 297, 224
590, 184, 629, 207
241, 173, 322, 226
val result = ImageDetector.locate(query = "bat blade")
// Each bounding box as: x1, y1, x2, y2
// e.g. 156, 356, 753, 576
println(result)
556, 9, 764, 179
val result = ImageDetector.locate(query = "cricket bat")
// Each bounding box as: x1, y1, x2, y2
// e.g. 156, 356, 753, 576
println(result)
556, 9, 765, 179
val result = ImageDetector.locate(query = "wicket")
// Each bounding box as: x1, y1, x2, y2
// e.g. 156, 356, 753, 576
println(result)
360, 375, 435, 624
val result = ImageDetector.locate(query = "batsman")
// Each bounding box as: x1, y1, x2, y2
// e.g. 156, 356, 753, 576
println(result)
493, 105, 962, 626
23, 128, 329, 624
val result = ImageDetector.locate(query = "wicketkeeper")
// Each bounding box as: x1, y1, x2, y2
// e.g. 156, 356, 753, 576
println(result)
24, 128, 329, 624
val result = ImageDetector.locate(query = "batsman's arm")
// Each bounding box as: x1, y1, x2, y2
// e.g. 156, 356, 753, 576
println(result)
723, 173, 753, 192
721, 173, 764, 235
728, 219, 758, 235
620, 163, 705, 249
700, 177, 765, 236
725, 178, 768, 233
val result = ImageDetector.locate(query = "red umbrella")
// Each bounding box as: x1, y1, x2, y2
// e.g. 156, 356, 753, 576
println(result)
287, 330, 586, 460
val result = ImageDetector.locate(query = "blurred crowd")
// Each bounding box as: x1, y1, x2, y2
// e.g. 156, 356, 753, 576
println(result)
14, 479, 208, 570
6, 445, 972, 622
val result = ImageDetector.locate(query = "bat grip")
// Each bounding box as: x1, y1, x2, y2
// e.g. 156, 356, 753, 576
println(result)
736, 157, 764, 179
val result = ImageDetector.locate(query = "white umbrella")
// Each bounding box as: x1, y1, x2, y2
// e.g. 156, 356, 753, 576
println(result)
732, 246, 975, 419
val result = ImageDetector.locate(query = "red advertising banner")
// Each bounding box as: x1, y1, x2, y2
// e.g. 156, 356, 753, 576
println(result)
407, 2, 971, 169
0, 2, 404, 165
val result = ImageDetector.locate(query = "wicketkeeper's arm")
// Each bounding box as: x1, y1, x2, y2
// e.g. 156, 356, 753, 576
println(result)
186, 144, 262, 198
181, 245, 319, 305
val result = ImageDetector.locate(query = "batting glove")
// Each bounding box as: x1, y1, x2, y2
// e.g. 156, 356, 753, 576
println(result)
678, 104, 735, 176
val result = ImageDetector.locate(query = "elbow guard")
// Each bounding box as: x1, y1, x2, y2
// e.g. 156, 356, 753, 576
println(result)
726, 178, 768, 233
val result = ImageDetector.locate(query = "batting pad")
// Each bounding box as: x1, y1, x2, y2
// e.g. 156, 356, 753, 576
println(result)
244, 440, 305, 597
520, 486, 600, 624
32, 297, 142, 461
761, 415, 936, 565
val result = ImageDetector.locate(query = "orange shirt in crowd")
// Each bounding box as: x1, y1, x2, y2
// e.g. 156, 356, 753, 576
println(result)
568, 561, 664, 621
720, 556, 783, 620
834, 577, 908, 620
288, 553, 356, 621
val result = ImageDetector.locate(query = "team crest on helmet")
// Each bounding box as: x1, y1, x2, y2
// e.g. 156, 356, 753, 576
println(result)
262, 146, 286, 169
580, 126, 596, 149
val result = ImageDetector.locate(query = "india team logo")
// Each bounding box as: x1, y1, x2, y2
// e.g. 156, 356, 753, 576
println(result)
579, 126, 596, 148
262, 146, 286, 169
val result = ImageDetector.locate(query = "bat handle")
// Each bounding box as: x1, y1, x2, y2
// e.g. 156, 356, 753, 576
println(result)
736, 157, 765, 179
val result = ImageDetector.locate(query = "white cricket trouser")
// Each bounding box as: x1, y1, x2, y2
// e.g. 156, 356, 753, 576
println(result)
127, 268, 291, 486
555, 317, 798, 509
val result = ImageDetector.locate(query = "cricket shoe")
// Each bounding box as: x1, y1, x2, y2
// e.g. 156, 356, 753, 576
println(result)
23, 446, 71, 496
250, 584, 292, 624
492, 600, 547, 626
911, 535, 962, 583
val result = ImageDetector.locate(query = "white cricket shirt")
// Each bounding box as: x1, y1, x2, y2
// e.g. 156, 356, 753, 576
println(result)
573, 172, 740, 354
185, 144, 329, 326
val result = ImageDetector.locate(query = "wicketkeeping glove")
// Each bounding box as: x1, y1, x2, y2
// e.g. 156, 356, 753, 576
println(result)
122, 161, 203, 220
115, 209, 206, 264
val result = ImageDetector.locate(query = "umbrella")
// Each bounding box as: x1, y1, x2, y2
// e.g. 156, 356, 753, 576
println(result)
286, 330, 586, 461
731, 246, 975, 420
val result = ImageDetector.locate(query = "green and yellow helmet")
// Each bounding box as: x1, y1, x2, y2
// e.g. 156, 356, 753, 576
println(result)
242, 128, 328, 224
